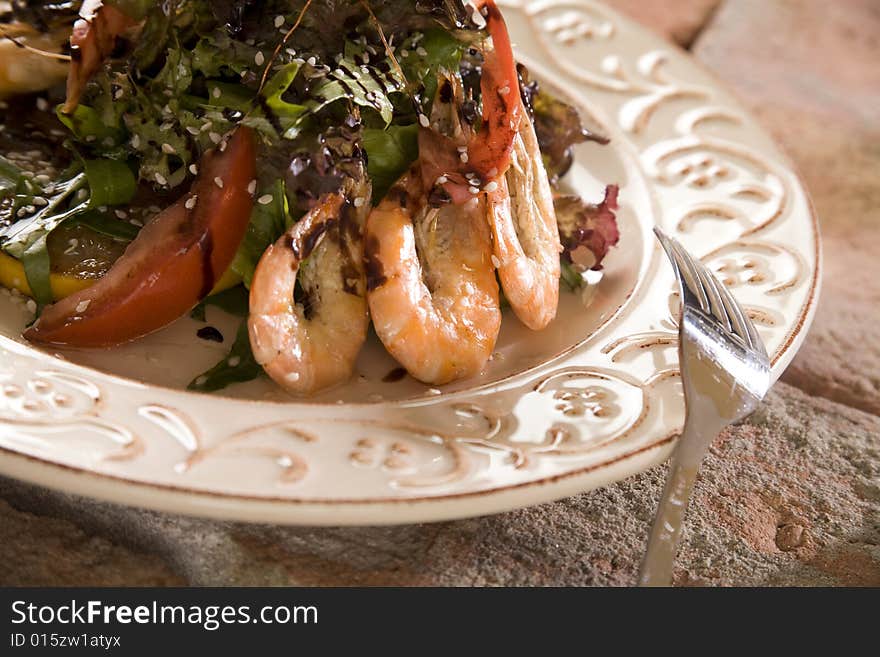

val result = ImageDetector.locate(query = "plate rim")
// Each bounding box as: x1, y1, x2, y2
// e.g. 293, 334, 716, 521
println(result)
0, 0, 822, 524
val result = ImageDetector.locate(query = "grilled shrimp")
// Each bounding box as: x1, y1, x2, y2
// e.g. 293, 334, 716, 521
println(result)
486, 98, 562, 330
365, 171, 501, 385
248, 179, 371, 395
0, 19, 69, 98
365, 74, 501, 385
419, 0, 561, 331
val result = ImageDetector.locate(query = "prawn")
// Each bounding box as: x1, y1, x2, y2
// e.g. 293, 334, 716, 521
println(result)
420, 1, 561, 330
486, 97, 562, 330
365, 75, 501, 385
248, 178, 372, 394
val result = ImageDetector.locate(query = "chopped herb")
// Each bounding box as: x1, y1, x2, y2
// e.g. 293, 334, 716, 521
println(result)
187, 321, 262, 392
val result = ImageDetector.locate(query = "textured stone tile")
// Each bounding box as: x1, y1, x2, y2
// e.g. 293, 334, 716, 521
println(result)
1, 0, 876, 588
692, 0, 880, 415
603, 0, 722, 47
0, 499, 183, 586
2, 384, 876, 586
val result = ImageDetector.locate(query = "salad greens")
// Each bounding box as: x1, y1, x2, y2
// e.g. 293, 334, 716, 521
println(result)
0, 158, 136, 306
1, 0, 616, 392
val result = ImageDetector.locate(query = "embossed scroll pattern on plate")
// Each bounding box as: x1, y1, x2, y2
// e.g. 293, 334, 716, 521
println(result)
0, 1, 817, 518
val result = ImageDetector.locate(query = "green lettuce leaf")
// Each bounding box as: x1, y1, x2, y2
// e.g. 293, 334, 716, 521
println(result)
231, 180, 290, 287
187, 321, 262, 393
362, 124, 419, 203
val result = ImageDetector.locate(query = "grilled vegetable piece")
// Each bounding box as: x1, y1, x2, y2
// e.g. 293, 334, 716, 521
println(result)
26, 127, 256, 347
63, 0, 138, 114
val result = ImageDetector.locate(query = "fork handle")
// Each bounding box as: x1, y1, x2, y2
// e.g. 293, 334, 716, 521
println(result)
637, 422, 715, 586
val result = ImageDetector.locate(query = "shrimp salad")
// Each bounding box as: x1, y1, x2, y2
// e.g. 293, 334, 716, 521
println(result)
0, 0, 620, 394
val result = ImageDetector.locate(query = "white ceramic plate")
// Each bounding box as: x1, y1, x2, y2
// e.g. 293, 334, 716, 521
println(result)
0, 0, 819, 525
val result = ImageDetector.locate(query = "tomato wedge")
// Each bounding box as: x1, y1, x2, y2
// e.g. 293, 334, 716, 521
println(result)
26, 127, 257, 347
63, 0, 138, 114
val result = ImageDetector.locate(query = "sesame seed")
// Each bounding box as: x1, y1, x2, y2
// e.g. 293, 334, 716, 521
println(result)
436, 176, 448, 185
155, 173, 168, 186
214, 177, 224, 188
457, 145, 468, 152
258, 194, 273, 205
219, 140, 227, 152
285, 48, 297, 57
416, 46, 428, 57
460, 152, 469, 163
499, 86, 510, 96
487, 167, 498, 178
469, 185, 480, 195
186, 126, 200, 135
161, 143, 176, 154
254, 51, 265, 66
130, 218, 144, 227
307, 56, 317, 66
195, 376, 208, 387
185, 195, 198, 210
209, 132, 222, 144
115, 209, 127, 219
418, 113, 430, 128
189, 164, 199, 175
274, 15, 285, 27
114, 88, 125, 100
247, 180, 257, 195
130, 134, 141, 148
212, 87, 222, 99
491, 255, 501, 268
36, 97, 49, 112
353, 197, 365, 208
75, 300, 91, 313
228, 356, 241, 367
26, 299, 37, 314
484, 181, 499, 193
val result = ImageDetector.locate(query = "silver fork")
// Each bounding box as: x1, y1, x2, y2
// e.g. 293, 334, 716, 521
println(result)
638, 227, 771, 586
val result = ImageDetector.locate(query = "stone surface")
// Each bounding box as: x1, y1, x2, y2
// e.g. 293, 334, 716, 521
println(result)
604, 0, 721, 47
0, 499, 183, 586
1, 383, 877, 586
693, 0, 880, 416
0, 0, 878, 587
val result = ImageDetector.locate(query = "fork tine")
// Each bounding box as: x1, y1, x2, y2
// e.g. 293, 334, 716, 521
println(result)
742, 306, 768, 357
655, 228, 767, 355
680, 243, 758, 350
653, 228, 711, 314
671, 239, 733, 334
717, 284, 753, 347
